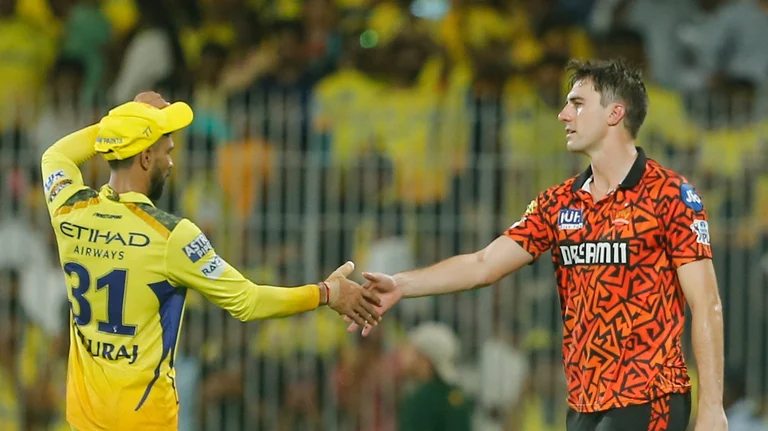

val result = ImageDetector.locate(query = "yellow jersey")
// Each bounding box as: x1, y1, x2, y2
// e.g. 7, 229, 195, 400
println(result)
41, 126, 321, 431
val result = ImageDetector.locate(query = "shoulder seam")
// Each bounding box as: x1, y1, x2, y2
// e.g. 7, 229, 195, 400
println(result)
136, 203, 183, 231
124, 204, 182, 240
54, 188, 100, 216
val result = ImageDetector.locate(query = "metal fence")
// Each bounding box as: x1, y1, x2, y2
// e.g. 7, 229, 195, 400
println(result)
0, 90, 767, 430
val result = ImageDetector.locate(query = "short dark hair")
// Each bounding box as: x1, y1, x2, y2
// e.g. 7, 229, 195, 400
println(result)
566, 59, 649, 138
107, 156, 136, 171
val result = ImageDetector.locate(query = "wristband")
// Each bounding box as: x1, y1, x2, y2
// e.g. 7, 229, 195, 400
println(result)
318, 281, 330, 305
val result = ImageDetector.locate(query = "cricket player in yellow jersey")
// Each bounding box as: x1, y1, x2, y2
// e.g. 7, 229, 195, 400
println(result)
41, 92, 381, 431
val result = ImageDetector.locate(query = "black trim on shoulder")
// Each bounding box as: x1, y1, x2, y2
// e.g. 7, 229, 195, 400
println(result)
571, 147, 648, 192
60, 188, 99, 207
134, 203, 183, 232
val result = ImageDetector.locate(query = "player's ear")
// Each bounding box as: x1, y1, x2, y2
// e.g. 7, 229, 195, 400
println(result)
607, 103, 626, 128
139, 148, 153, 171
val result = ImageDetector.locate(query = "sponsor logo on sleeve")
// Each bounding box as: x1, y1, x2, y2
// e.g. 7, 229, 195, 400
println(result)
44, 170, 68, 194
524, 199, 537, 215
690, 219, 710, 245
509, 199, 538, 230
557, 208, 583, 230
200, 255, 228, 279
48, 179, 74, 202
183, 233, 213, 263
680, 183, 704, 212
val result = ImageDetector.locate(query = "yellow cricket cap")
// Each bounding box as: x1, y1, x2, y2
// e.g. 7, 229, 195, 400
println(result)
94, 101, 194, 161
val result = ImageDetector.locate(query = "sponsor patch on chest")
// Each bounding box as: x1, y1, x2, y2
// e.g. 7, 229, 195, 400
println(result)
558, 208, 583, 230
559, 241, 629, 266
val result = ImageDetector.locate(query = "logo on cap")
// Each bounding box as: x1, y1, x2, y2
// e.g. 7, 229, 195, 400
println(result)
96, 137, 123, 145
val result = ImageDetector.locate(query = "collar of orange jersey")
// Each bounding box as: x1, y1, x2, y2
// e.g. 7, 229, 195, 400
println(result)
571, 146, 648, 193
99, 184, 155, 207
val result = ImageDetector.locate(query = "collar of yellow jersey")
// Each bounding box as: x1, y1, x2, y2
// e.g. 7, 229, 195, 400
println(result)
99, 185, 155, 206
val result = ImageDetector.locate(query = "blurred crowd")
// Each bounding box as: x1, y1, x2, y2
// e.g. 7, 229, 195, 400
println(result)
1, 0, 768, 430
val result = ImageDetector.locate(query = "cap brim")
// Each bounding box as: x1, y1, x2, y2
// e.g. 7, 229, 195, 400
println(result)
161, 101, 194, 134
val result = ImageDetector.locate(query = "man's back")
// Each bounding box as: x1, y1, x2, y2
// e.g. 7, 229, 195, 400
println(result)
42, 96, 381, 431
52, 184, 188, 430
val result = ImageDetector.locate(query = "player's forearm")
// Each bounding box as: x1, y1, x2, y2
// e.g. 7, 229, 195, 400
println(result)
394, 252, 491, 298
232, 282, 321, 321
42, 125, 99, 166
691, 298, 725, 407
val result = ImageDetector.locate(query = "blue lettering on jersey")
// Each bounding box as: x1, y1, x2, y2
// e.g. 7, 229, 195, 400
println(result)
680, 183, 704, 212
73, 245, 125, 260
44, 169, 68, 193
200, 255, 227, 279
558, 208, 583, 230
183, 233, 213, 263
60, 222, 150, 247
76, 328, 139, 364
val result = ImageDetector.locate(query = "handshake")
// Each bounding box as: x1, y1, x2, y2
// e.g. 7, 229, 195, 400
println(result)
320, 261, 403, 337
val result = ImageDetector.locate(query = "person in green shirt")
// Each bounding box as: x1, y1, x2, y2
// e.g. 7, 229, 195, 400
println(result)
397, 322, 472, 431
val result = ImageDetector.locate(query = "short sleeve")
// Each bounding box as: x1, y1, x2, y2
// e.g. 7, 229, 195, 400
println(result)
504, 193, 555, 260
664, 181, 713, 268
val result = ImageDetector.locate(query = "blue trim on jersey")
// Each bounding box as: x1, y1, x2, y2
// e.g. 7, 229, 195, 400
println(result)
135, 281, 187, 411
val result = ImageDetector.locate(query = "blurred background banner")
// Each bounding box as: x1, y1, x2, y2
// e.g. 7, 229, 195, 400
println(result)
1, 0, 768, 429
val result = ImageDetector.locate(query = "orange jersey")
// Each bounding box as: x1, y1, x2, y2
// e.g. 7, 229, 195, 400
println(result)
505, 148, 712, 412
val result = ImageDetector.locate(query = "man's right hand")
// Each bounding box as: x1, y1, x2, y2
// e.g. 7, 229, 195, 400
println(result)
324, 262, 382, 328
346, 272, 404, 336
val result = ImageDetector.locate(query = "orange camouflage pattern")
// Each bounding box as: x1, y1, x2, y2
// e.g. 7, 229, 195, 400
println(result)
505, 148, 712, 413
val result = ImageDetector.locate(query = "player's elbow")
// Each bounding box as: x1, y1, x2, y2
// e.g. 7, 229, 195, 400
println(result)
473, 251, 500, 288
222, 302, 254, 322
231, 311, 251, 322
689, 290, 723, 317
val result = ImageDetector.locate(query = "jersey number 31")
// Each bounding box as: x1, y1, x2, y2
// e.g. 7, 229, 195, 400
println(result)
64, 262, 137, 336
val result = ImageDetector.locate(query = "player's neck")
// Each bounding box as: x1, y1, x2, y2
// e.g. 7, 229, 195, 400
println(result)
108, 172, 149, 197
588, 142, 638, 193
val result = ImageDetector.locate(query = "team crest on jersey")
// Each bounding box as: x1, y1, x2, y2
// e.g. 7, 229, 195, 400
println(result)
690, 219, 710, 245
183, 233, 213, 263
612, 207, 632, 226
558, 208, 583, 230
